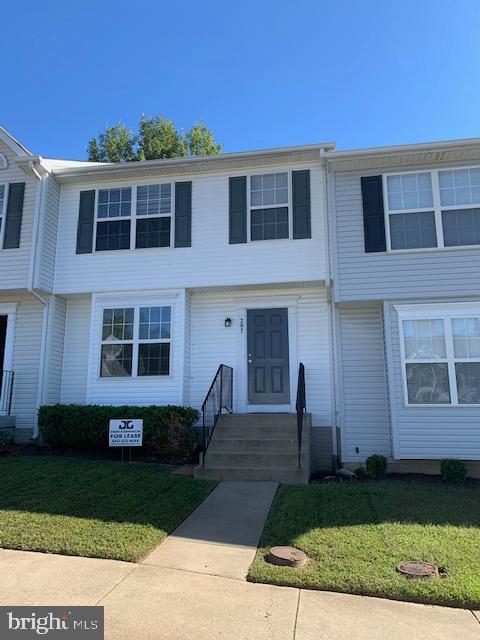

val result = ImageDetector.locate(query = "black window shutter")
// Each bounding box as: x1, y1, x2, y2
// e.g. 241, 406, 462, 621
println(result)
3, 182, 25, 249
292, 170, 311, 239
361, 176, 386, 252
174, 181, 192, 248
76, 190, 96, 254
229, 176, 247, 244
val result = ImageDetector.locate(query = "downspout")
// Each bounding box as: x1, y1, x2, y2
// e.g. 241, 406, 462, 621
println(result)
27, 160, 49, 439
320, 149, 339, 465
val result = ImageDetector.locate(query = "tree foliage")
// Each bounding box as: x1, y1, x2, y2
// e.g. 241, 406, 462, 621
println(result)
87, 115, 222, 162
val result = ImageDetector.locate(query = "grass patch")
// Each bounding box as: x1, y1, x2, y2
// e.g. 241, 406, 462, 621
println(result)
0, 456, 216, 562
249, 482, 480, 608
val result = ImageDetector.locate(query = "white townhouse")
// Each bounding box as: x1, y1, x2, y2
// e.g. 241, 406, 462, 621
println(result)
327, 138, 480, 476
0, 128, 337, 481
4, 125, 480, 481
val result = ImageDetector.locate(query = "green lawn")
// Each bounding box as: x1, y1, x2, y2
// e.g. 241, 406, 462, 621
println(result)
0, 456, 216, 562
249, 482, 480, 608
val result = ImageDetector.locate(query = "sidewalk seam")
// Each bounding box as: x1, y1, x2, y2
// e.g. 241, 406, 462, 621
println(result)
140, 562, 249, 583
293, 589, 301, 640
94, 564, 138, 606
470, 609, 480, 625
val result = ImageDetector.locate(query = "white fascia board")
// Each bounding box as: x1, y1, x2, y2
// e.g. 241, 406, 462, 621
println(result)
51, 142, 335, 184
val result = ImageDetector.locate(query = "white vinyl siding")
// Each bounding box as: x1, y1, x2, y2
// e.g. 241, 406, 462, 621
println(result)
387, 299, 480, 460
338, 305, 391, 463
0, 293, 45, 434
45, 296, 67, 404
54, 164, 327, 294
0, 142, 39, 290
333, 170, 480, 302
37, 175, 61, 292
60, 295, 91, 403
189, 287, 332, 426
183, 291, 192, 406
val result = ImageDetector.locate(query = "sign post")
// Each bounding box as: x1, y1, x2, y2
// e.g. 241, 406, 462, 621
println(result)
109, 419, 143, 462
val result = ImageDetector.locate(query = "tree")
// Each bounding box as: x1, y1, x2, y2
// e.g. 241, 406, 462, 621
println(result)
87, 115, 222, 162
137, 115, 186, 161
87, 123, 137, 163
186, 121, 222, 157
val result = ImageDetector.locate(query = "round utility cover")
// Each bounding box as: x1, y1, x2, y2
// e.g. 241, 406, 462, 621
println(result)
396, 561, 439, 579
268, 546, 307, 568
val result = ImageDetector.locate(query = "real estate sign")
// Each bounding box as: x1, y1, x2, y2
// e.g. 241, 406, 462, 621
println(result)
109, 419, 143, 447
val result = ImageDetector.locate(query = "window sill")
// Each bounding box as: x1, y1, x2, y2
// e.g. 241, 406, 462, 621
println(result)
90, 246, 176, 254
96, 374, 173, 381
403, 402, 480, 408
369, 244, 480, 256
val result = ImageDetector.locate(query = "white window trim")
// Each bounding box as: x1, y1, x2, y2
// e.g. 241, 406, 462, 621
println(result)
396, 303, 480, 407
247, 171, 293, 243
93, 183, 175, 252
97, 301, 174, 380
383, 164, 480, 253
134, 182, 174, 249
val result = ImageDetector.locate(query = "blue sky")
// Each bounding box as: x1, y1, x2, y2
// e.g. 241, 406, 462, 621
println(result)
1, 0, 479, 158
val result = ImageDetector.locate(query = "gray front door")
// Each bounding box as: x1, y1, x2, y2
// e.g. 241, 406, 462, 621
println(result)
247, 308, 290, 404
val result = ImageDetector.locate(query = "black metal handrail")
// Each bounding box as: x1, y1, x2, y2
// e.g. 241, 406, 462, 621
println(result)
0, 370, 14, 415
202, 364, 233, 466
295, 363, 306, 469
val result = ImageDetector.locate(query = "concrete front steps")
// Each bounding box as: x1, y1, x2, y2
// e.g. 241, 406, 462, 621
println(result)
194, 413, 311, 484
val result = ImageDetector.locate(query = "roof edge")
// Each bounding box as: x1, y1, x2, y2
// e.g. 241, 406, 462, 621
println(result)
52, 142, 336, 181
0, 126, 32, 157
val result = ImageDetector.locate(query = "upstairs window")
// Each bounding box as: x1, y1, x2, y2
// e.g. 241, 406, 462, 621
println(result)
399, 305, 480, 405
136, 183, 172, 249
249, 172, 289, 241
385, 173, 436, 250
384, 166, 480, 251
95, 188, 132, 251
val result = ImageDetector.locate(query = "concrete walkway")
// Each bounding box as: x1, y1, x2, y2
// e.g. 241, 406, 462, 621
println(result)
143, 480, 278, 579
0, 480, 479, 639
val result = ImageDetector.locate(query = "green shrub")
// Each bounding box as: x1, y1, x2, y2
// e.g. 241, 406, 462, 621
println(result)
38, 404, 199, 460
365, 454, 387, 479
354, 466, 367, 478
0, 429, 14, 453
440, 459, 467, 485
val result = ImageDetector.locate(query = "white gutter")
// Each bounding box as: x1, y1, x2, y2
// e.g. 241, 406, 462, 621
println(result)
330, 136, 480, 159
52, 142, 337, 182
27, 160, 50, 439
320, 149, 339, 463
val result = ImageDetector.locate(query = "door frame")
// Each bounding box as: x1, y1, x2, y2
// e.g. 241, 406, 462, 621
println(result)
234, 295, 299, 413
0, 303, 17, 411
0, 303, 16, 372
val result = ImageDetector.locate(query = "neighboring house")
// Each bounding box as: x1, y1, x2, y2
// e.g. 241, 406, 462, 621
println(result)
327, 138, 480, 475
0, 128, 99, 441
